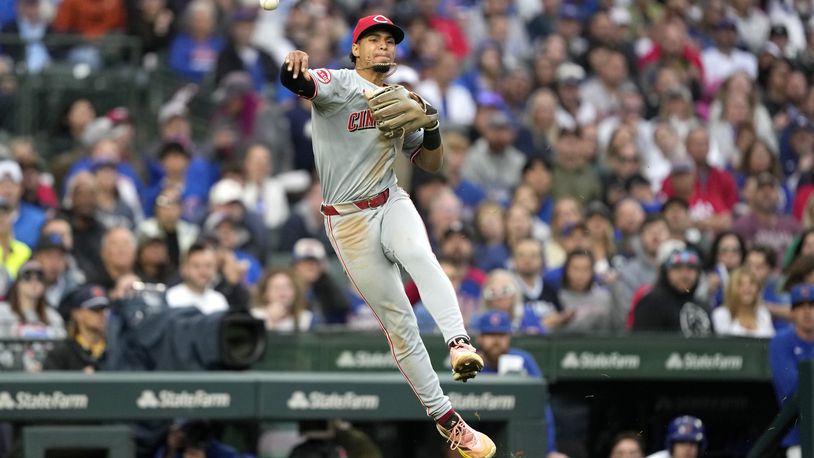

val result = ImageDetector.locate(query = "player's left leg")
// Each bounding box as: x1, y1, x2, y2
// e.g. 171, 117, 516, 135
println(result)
380, 188, 483, 381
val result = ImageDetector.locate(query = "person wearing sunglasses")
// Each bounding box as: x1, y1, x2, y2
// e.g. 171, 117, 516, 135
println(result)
0, 260, 65, 339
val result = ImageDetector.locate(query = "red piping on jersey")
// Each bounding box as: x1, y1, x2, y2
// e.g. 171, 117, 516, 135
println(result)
326, 215, 433, 417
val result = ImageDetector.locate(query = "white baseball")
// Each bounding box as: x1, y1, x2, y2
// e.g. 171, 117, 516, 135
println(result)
260, 0, 279, 10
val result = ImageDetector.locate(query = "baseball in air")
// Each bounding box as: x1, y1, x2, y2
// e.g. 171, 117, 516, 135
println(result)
260, 0, 279, 10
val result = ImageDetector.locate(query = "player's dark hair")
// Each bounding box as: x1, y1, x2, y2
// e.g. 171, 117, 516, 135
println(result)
349, 51, 356, 64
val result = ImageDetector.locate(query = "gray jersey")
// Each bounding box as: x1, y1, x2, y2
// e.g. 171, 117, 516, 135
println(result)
306, 68, 423, 204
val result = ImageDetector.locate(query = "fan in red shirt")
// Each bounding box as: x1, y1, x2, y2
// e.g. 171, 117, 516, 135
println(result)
661, 127, 737, 234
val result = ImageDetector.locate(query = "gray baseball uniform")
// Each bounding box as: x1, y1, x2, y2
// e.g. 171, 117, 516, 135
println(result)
306, 67, 468, 420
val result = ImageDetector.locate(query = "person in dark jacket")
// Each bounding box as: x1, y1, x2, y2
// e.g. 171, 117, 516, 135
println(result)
632, 248, 713, 336
214, 7, 277, 95
0, 0, 53, 72
43, 284, 109, 372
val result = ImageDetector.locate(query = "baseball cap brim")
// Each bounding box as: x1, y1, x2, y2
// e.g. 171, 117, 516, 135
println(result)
353, 15, 405, 44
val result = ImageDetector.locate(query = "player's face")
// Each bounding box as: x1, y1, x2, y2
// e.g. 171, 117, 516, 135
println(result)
353, 30, 396, 72
671, 442, 699, 458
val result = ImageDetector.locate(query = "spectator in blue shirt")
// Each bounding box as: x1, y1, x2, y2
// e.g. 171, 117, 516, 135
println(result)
475, 310, 567, 458
168, 0, 224, 82
769, 283, 814, 457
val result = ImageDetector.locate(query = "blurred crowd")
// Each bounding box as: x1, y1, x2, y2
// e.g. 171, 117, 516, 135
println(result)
0, 0, 813, 349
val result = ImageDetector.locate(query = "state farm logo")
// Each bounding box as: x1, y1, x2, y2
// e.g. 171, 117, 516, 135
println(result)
665, 352, 743, 371
560, 351, 640, 370
286, 391, 380, 411
136, 390, 231, 409
0, 390, 88, 410
336, 350, 396, 369
448, 392, 516, 411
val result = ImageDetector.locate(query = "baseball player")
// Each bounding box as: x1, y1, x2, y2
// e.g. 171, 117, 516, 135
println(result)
280, 14, 496, 458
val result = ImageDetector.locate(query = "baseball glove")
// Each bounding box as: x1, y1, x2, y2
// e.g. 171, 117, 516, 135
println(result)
365, 85, 439, 139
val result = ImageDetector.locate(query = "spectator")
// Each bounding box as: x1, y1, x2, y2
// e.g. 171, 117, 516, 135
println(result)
504, 204, 535, 252
544, 197, 583, 270
646, 122, 686, 189
10, 137, 58, 211
0, 0, 52, 73
126, 0, 176, 59
613, 198, 646, 259
662, 197, 698, 244
705, 230, 747, 308
582, 48, 634, 120
143, 141, 212, 222
551, 128, 602, 203
713, 267, 775, 337
251, 267, 311, 332
730, 0, 770, 53
733, 173, 799, 265
138, 186, 200, 268
600, 127, 644, 208
241, 143, 310, 230
479, 268, 560, 334
0, 195, 30, 282
632, 248, 712, 336
426, 187, 464, 251
52, 0, 125, 39
461, 111, 525, 204
472, 201, 509, 272
701, 19, 757, 91
441, 129, 485, 219
59, 172, 104, 280
0, 159, 45, 249
209, 71, 295, 171
134, 237, 176, 285
92, 158, 141, 230
646, 415, 706, 458
165, 242, 229, 315
206, 178, 268, 262
290, 238, 351, 325
215, 7, 277, 94
155, 419, 243, 458
0, 260, 64, 339
510, 237, 560, 319
203, 212, 261, 286
744, 244, 788, 318
44, 284, 109, 372
554, 62, 596, 130
516, 88, 558, 157
474, 310, 566, 458
769, 282, 814, 457
737, 140, 792, 213
511, 183, 551, 242
637, 20, 704, 100
33, 231, 82, 308
85, 226, 137, 291
415, 52, 477, 126
168, 0, 224, 82
584, 201, 616, 278
519, 156, 555, 224
278, 181, 330, 253
608, 431, 645, 458
557, 249, 614, 334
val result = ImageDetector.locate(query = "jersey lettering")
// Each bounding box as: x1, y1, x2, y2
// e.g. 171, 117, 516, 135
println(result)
347, 109, 377, 132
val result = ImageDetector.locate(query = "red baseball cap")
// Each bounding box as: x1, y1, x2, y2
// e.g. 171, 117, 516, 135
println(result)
352, 14, 404, 44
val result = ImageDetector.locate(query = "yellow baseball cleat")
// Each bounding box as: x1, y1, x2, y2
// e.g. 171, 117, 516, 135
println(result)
436, 413, 497, 458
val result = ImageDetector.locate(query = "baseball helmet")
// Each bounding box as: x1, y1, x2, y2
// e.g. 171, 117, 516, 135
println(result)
665, 415, 706, 452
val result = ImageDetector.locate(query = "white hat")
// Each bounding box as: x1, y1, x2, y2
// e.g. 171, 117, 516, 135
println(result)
556, 62, 586, 84
609, 7, 631, 26
386, 65, 420, 87
208, 179, 244, 206
293, 238, 326, 262
0, 160, 22, 183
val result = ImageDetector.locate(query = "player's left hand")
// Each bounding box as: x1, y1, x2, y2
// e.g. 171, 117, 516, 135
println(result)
452, 368, 480, 383
364, 85, 438, 139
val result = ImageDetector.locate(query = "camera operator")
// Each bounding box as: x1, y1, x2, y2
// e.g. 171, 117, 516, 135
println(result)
43, 284, 110, 373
